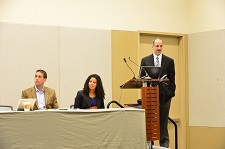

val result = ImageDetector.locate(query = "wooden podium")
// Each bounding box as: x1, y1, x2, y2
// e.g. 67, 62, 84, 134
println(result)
121, 78, 168, 142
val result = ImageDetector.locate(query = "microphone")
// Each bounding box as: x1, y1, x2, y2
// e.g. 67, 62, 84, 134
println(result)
123, 58, 136, 79
128, 57, 151, 79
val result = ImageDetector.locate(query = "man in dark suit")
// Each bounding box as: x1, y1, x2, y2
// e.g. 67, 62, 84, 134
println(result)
140, 38, 176, 148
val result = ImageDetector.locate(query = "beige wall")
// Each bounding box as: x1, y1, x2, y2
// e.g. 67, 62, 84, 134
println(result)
0, 0, 189, 33
112, 30, 139, 107
2, 0, 224, 33
188, 29, 225, 149
187, 1, 225, 149
188, 127, 225, 149
188, 0, 225, 33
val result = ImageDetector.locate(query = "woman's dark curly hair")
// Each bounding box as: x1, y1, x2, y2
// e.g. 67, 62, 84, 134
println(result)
83, 74, 105, 100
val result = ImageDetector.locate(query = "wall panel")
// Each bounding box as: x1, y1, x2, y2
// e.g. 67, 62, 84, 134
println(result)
0, 22, 59, 108
58, 27, 111, 108
188, 29, 225, 127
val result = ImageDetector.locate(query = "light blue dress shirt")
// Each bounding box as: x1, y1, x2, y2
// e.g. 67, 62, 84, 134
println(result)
35, 86, 45, 109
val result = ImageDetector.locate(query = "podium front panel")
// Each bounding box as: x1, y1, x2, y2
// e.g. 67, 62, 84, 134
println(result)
141, 86, 160, 141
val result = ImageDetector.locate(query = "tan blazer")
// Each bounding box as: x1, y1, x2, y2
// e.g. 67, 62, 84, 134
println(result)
21, 86, 59, 110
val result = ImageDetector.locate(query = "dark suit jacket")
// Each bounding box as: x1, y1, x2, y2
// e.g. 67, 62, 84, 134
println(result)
21, 86, 59, 110
74, 90, 105, 109
140, 54, 176, 102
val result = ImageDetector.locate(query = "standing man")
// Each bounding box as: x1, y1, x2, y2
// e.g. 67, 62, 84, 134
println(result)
21, 69, 59, 110
140, 38, 176, 148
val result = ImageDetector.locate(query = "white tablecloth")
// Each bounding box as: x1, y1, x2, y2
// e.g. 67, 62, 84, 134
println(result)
0, 108, 146, 149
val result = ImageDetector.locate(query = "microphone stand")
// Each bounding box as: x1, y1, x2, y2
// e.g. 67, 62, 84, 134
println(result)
128, 57, 151, 79
123, 58, 136, 79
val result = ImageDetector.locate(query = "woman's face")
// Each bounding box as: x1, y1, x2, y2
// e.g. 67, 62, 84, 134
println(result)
88, 77, 97, 91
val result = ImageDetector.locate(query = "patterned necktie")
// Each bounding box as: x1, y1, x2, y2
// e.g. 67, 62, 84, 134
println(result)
155, 56, 159, 66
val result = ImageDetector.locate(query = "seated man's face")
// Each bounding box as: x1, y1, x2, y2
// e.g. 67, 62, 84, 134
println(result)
34, 72, 46, 87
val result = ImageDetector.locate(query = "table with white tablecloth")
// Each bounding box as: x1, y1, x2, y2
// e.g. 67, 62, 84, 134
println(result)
0, 108, 146, 149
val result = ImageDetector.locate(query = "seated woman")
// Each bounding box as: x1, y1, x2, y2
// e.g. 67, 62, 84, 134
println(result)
74, 74, 105, 109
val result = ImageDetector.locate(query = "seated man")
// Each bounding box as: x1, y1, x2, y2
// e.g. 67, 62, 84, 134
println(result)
21, 69, 59, 110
